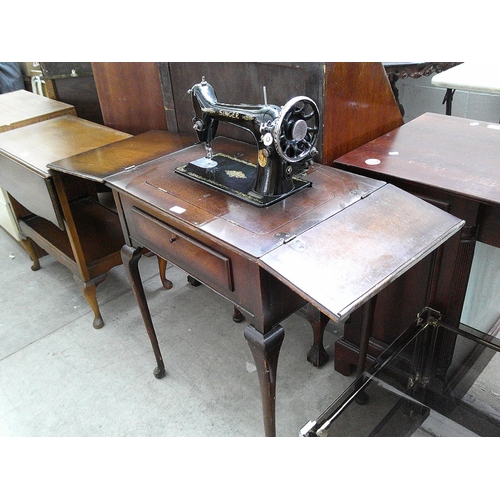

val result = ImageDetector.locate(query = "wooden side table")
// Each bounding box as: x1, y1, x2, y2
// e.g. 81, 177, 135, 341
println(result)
0, 115, 131, 328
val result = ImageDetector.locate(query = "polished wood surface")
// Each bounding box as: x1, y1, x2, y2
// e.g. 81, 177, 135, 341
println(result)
334, 112, 500, 380
0, 115, 129, 228
92, 62, 167, 135
0, 114, 127, 176
79, 136, 462, 435
335, 113, 500, 204
50, 130, 194, 183
0, 89, 76, 133
322, 62, 404, 162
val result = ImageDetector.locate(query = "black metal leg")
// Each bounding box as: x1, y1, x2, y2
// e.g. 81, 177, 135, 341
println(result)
122, 244, 166, 379
244, 324, 285, 437
443, 88, 455, 115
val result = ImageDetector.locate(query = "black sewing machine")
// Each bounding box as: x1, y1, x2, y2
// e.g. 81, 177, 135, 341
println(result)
175, 77, 320, 206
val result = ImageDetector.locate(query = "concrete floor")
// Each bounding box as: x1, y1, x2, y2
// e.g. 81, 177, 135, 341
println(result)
0, 227, 355, 437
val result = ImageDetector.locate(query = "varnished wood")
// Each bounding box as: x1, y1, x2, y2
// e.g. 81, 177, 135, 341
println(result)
157, 257, 173, 289
122, 245, 166, 379
0, 120, 128, 326
336, 113, 500, 204
92, 62, 167, 135
244, 324, 285, 437
0, 115, 188, 329
306, 304, 330, 367
322, 62, 404, 163
50, 130, 194, 183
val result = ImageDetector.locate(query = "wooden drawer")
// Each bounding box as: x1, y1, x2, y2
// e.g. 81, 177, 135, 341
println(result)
128, 204, 234, 293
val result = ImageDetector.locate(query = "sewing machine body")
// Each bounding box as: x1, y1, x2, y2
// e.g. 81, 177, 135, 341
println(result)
175, 78, 320, 206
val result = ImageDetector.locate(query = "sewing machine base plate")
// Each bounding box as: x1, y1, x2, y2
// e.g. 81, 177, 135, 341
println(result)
175, 153, 311, 207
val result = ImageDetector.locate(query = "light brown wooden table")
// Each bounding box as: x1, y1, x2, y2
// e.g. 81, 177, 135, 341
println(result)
0, 89, 75, 133
0, 114, 131, 328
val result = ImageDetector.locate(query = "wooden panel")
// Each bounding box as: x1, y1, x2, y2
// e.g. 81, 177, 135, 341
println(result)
322, 62, 403, 164
49, 131, 192, 183
478, 204, 500, 247
92, 62, 167, 135
259, 184, 463, 322
50, 76, 104, 124
334, 113, 500, 206
0, 115, 129, 176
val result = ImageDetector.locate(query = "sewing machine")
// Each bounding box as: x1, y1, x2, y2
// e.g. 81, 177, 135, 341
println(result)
175, 77, 320, 206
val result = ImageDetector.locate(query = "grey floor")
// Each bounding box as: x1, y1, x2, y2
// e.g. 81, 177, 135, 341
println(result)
0, 227, 355, 437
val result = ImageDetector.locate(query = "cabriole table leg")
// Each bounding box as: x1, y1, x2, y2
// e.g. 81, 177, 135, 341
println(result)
244, 324, 285, 437
122, 244, 166, 379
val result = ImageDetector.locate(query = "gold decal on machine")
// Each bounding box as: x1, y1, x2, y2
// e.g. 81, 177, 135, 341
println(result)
258, 149, 268, 167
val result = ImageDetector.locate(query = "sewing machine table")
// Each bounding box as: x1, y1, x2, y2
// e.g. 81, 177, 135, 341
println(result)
50, 135, 463, 436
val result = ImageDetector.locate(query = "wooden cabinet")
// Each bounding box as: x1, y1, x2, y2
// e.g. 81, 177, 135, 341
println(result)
333, 113, 500, 384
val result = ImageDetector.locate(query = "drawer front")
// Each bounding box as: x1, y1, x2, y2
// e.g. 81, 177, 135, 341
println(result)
0, 153, 63, 229
128, 204, 234, 293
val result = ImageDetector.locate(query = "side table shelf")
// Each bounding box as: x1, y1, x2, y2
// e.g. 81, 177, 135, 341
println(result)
19, 197, 124, 277
18, 196, 125, 329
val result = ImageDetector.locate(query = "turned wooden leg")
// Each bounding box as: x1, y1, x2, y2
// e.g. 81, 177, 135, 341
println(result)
19, 237, 40, 271
77, 275, 107, 329
306, 303, 330, 367
122, 245, 166, 379
157, 256, 173, 289
244, 324, 285, 437
187, 275, 202, 287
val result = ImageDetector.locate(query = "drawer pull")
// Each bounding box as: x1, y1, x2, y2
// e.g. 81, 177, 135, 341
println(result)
169, 236, 177, 243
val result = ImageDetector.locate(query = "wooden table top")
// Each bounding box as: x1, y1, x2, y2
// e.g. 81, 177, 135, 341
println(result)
102, 137, 386, 258
334, 112, 500, 206
0, 90, 76, 133
0, 115, 130, 177
49, 130, 195, 183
